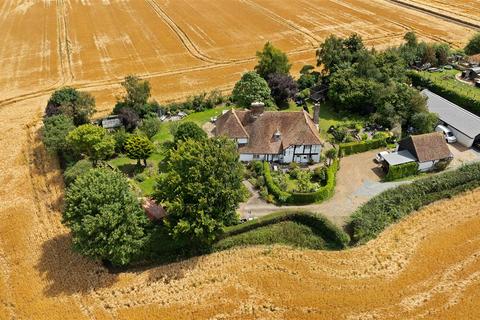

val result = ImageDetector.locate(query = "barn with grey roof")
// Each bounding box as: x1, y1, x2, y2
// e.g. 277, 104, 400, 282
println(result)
422, 89, 480, 148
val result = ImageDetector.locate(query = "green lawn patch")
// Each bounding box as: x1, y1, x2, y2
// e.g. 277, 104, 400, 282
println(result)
409, 69, 480, 116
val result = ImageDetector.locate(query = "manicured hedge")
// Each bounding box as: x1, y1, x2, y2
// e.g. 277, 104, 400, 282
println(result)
263, 160, 339, 205
288, 160, 339, 204
263, 162, 291, 203
384, 162, 419, 181
339, 138, 388, 156
221, 210, 350, 249
349, 162, 480, 244
408, 70, 480, 117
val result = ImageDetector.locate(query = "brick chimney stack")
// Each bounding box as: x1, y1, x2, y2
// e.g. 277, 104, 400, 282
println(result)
250, 101, 265, 120
313, 103, 320, 128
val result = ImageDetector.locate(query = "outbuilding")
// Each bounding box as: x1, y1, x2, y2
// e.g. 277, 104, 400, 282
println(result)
382, 132, 453, 172
422, 89, 480, 148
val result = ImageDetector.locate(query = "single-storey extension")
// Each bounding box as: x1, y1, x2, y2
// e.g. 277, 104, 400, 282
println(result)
214, 103, 324, 164
383, 132, 453, 172
422, 89, 480, 148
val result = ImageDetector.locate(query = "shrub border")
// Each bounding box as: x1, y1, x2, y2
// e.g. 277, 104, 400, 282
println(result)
338, 138, 388, 156
263, 160, 339, 205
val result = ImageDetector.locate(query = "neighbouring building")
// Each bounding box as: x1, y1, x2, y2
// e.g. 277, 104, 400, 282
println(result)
101, 115, 122, 131
214, 102, 324, 163
382, 132, 453, 172
462, 67, 480, 81
422, 89, 480, 148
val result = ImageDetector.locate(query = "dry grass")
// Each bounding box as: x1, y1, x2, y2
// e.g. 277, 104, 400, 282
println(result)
1, 1, 480, 318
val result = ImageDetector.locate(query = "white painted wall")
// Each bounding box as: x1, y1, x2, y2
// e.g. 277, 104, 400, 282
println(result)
418, 160, 435, 172
447, 126, 474, 148
239, 144, 322, 163
237, 138, 248, 145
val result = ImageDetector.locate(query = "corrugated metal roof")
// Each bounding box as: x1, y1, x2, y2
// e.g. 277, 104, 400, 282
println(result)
383, 150, 417, 166
422, 89, 480, 139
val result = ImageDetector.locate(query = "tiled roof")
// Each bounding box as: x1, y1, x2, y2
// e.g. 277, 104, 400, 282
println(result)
399, 132, 452, 163
215, 109, 323, 154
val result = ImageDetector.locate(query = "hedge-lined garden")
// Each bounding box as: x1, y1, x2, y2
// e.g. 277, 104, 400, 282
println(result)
263, 160, 339, 204
384, 162, 419, 181
349, 162, 480, 244
339, 137, 388, 156
408, 70, 480, 117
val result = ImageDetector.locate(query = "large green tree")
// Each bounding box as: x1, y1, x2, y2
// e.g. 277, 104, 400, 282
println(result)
154, 138, 243, 243
316, 34, 364, 74
114, 75, 158, 118
66, 124, 115, 165
465, 33, 480, 55
410, 112, 438, 134
42, 114, 75, 154
125, 134, 154, 166
254, 42, 291, 79
63, 168, 150, 266
46, 87, 96, 125
232, 71, 271, 107
173, 121, 207, 143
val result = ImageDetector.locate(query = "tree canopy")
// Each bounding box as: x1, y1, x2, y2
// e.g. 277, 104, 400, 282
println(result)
63, 168, 150, 266
316, 34, 364, 74
125, 134, 154, 166
66, 124, 115, 165
410, 112, 438, 134
232, 71, 271, 107
173, 121, 207, 143
138, 115, 161, 139
42, 114, 75, 155
154, 138, 243, 243
465, 33, 480, 55
254, 42, 292, 79
46, 87, 96, 125
114, 75, 158, 118
267, 73, 298, 107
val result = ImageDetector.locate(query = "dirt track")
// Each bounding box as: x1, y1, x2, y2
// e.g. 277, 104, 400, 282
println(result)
1, 1, 480, 319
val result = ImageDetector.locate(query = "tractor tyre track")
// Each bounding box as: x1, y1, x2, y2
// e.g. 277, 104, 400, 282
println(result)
56, 0, 74, 83
243, 0, 320, 48
386, 0, 480, 31
145, 0, 237, 65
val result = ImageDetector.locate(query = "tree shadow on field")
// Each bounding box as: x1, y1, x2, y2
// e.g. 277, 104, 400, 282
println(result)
35, 233, 118, 296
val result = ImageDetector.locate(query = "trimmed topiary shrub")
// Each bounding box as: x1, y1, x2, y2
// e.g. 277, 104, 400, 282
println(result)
384, 162, 419, 181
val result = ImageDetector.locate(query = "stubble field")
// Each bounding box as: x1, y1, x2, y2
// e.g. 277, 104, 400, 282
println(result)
1, 0, 480, 319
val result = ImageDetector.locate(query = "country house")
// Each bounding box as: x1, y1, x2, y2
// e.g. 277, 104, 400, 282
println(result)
214, 103, 324, 163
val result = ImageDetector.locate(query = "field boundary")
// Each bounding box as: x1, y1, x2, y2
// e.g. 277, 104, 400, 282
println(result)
386, 0, 480, 31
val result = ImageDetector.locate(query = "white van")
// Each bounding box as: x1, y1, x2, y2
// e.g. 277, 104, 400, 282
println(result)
435, 124, 457, 143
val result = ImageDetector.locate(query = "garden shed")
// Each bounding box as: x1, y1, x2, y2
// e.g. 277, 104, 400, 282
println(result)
422, 89, 480, 148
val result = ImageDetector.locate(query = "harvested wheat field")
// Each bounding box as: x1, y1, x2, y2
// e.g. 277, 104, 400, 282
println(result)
0, 0, 476, 105
1, 0, 480, 319
2, 96, 480, 319
393, 0, 480, 27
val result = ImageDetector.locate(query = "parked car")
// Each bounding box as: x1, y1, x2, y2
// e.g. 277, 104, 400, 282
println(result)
375, 151, 389, 163
473, 140, 480, 151
435, 124, 457, 143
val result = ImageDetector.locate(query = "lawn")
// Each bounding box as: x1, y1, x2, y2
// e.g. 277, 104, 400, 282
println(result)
417, 69, 480, 97
109, 106, 229, 196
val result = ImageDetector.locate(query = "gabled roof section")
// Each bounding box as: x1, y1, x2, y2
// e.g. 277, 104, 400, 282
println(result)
399, 132, 452, 163
215, 109, 249, 139
422, 89, 480, 138
215, 109, 323, 154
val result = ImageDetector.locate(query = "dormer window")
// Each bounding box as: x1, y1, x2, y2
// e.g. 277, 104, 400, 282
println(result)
273, 129, 281, 142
